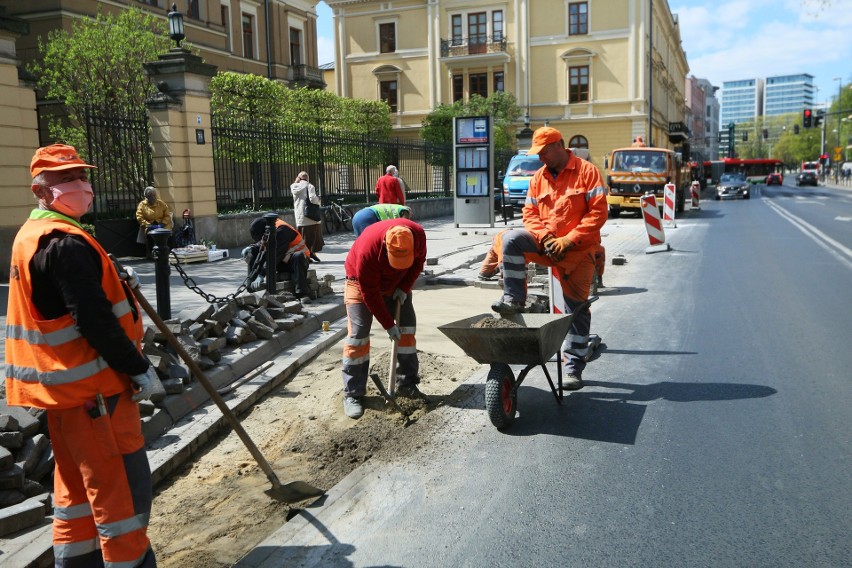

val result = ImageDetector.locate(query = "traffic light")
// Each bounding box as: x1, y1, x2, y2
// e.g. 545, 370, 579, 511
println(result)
814, 109, 825, 128
803, 108, 812, 128
742, 131, 748, 142
762, 129, 769, 140
794, 124, 800, 135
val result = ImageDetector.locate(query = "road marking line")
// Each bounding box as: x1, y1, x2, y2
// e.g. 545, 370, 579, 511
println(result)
765, 200, 852, 270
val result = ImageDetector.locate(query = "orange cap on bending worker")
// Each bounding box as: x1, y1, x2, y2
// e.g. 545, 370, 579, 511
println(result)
385, 226, 414, 269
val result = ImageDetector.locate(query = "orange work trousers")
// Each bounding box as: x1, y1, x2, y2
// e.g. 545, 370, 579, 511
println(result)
49, 389, 156, 567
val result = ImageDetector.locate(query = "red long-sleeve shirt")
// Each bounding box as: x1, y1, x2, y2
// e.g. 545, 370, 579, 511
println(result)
345, 218, 426, 329
375, 173, 405, 205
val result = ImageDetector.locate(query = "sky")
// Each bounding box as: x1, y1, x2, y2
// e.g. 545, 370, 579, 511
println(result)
315, 0, 851, 107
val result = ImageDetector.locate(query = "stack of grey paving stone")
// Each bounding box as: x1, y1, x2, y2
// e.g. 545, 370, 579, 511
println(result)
0, 405, 53, 538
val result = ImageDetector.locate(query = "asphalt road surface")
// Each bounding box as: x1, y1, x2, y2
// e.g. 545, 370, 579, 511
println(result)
243, 184, 852, 567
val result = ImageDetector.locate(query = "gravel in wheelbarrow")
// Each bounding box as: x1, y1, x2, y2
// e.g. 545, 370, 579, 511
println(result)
437, 313, 576, 367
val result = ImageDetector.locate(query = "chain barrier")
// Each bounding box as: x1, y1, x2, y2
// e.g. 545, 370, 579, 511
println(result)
170, 232, 269, 305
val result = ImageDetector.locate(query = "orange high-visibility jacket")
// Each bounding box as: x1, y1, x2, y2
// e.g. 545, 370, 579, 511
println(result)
523, 150, 608, 251
5, 213, 142, 409
274, 218, 310, 261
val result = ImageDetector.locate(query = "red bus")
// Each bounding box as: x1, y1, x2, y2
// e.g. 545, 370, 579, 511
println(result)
706, 158, 783, 185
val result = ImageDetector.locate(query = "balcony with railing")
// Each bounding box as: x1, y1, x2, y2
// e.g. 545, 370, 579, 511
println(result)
289, 64, 326, 90
440, 35, 509, 61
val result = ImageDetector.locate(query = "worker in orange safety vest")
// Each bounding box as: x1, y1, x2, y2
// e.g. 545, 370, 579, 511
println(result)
490, 127, 608, 391
5, 144, 160, 567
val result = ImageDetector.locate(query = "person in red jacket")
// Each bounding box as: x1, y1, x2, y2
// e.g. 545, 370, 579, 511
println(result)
375, 165, 405, 205
341, 218, 427, 418
6, 144, 159, 567
491, 127, 608, 390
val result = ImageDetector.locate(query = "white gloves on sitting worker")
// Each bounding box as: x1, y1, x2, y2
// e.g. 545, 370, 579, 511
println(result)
387, 325, 401, 342
120, 266, 140, 290
130, 366, 165, 402
392, 288, 407, 305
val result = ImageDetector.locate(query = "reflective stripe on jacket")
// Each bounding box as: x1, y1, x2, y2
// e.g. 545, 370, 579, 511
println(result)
5, 214, 142, 409
274, 219, 310, 262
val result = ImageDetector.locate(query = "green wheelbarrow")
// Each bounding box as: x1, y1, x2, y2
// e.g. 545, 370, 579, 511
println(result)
438, 297, 598, 430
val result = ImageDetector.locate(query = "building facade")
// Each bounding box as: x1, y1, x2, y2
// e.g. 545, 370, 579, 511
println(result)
0, 0, 325, 88
322, 0, 690, 167
719, 78, 763, 126
763, 73, 814, 117
686, 76, 719, 162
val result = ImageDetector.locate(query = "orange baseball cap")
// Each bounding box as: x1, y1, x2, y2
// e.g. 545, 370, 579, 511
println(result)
385, 225, 414, 269
30, 144, 96, 178
527, 126, 564, 156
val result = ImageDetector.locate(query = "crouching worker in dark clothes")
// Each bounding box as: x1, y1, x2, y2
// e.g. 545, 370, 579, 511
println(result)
6, 144, 159, 567
242, 216, 312, 300
341, 219, 427, 419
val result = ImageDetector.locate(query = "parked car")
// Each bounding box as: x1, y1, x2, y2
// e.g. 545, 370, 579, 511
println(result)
501, 153, 541, 208
796, 170, 818, 187
766, 172, 783, 185
715, 173, 750, 200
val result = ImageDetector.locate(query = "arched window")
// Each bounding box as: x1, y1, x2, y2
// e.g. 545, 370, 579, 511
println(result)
569, 135, 588, 148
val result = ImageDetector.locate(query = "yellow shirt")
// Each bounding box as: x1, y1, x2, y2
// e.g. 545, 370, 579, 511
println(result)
136, 199, 173, 230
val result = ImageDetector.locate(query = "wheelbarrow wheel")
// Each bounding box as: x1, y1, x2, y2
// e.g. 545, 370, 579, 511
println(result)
485, 363, 517, 429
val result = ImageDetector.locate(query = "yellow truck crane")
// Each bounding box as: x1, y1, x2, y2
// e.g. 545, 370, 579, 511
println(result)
604, 139, 689, 218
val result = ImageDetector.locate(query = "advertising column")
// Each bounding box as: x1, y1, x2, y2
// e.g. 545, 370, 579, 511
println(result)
453, 116, 494, 226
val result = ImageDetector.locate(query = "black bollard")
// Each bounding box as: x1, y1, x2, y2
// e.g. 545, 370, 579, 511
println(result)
263, 212, 278, 294
150, 227, 172, 319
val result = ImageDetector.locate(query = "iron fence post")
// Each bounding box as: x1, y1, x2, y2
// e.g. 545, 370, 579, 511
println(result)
150, 228, 172, 319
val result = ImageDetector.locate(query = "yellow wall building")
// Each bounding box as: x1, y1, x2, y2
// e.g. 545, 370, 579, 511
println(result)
322, 0, 690, 166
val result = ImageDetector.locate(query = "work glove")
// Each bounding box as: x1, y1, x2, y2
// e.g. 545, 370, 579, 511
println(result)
387, 325, 401, 342
119, 266, 140, 290
241, 246, 253, 265
130, 366, 165, 402
250, 276, 266, 291
392, 288, 407, 305
544, 235, 574, 261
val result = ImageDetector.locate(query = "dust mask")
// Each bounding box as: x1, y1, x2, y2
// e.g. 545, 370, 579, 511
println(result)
49, 179, 93, 219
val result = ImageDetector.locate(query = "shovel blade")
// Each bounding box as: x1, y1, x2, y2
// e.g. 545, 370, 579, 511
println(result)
265, 480, 325, 504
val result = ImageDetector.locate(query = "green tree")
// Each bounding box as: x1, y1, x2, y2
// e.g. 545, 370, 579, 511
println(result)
420, 92, 522, 153
30, 7, 170, 150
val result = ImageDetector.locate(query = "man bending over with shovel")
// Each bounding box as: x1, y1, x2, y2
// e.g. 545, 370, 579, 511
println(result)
341, 218, 427, 419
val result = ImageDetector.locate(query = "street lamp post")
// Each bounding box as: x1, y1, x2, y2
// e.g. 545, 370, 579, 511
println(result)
834, 77, 842, 182
167, 4, 185, 51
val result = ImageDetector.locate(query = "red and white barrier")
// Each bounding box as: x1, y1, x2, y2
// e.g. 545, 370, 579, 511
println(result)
549, 267, 566, 314
663, 183, 677, 227
641, 193, 670, 253
690, 181, 701, 210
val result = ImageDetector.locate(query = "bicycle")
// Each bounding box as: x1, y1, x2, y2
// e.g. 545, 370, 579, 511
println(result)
323, 198, 354, 233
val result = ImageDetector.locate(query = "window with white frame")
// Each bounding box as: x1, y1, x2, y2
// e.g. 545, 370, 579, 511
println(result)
449, 9, 504, 47
380, 80, 398, 112
290, 27, 302, 66
242, 12, 255, 59
374, 65, 401, 112
379, 22, 396, 53
221, 1, 231, 53
569, 2, 588, 36
562, 48, 595, 104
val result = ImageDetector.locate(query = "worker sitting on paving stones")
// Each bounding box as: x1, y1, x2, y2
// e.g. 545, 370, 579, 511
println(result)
242, 216, 312, 300
352, 203, 412, 236
341, 218, 428, 419
6, 144, 159, 567
490, 126, 608, 391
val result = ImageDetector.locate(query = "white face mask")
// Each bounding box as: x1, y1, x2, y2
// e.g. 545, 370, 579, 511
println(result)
49, 179, 94, 219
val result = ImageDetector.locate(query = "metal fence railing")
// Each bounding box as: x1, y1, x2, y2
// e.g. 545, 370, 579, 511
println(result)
210, 117, 454, 212
83, 105, 153, 220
